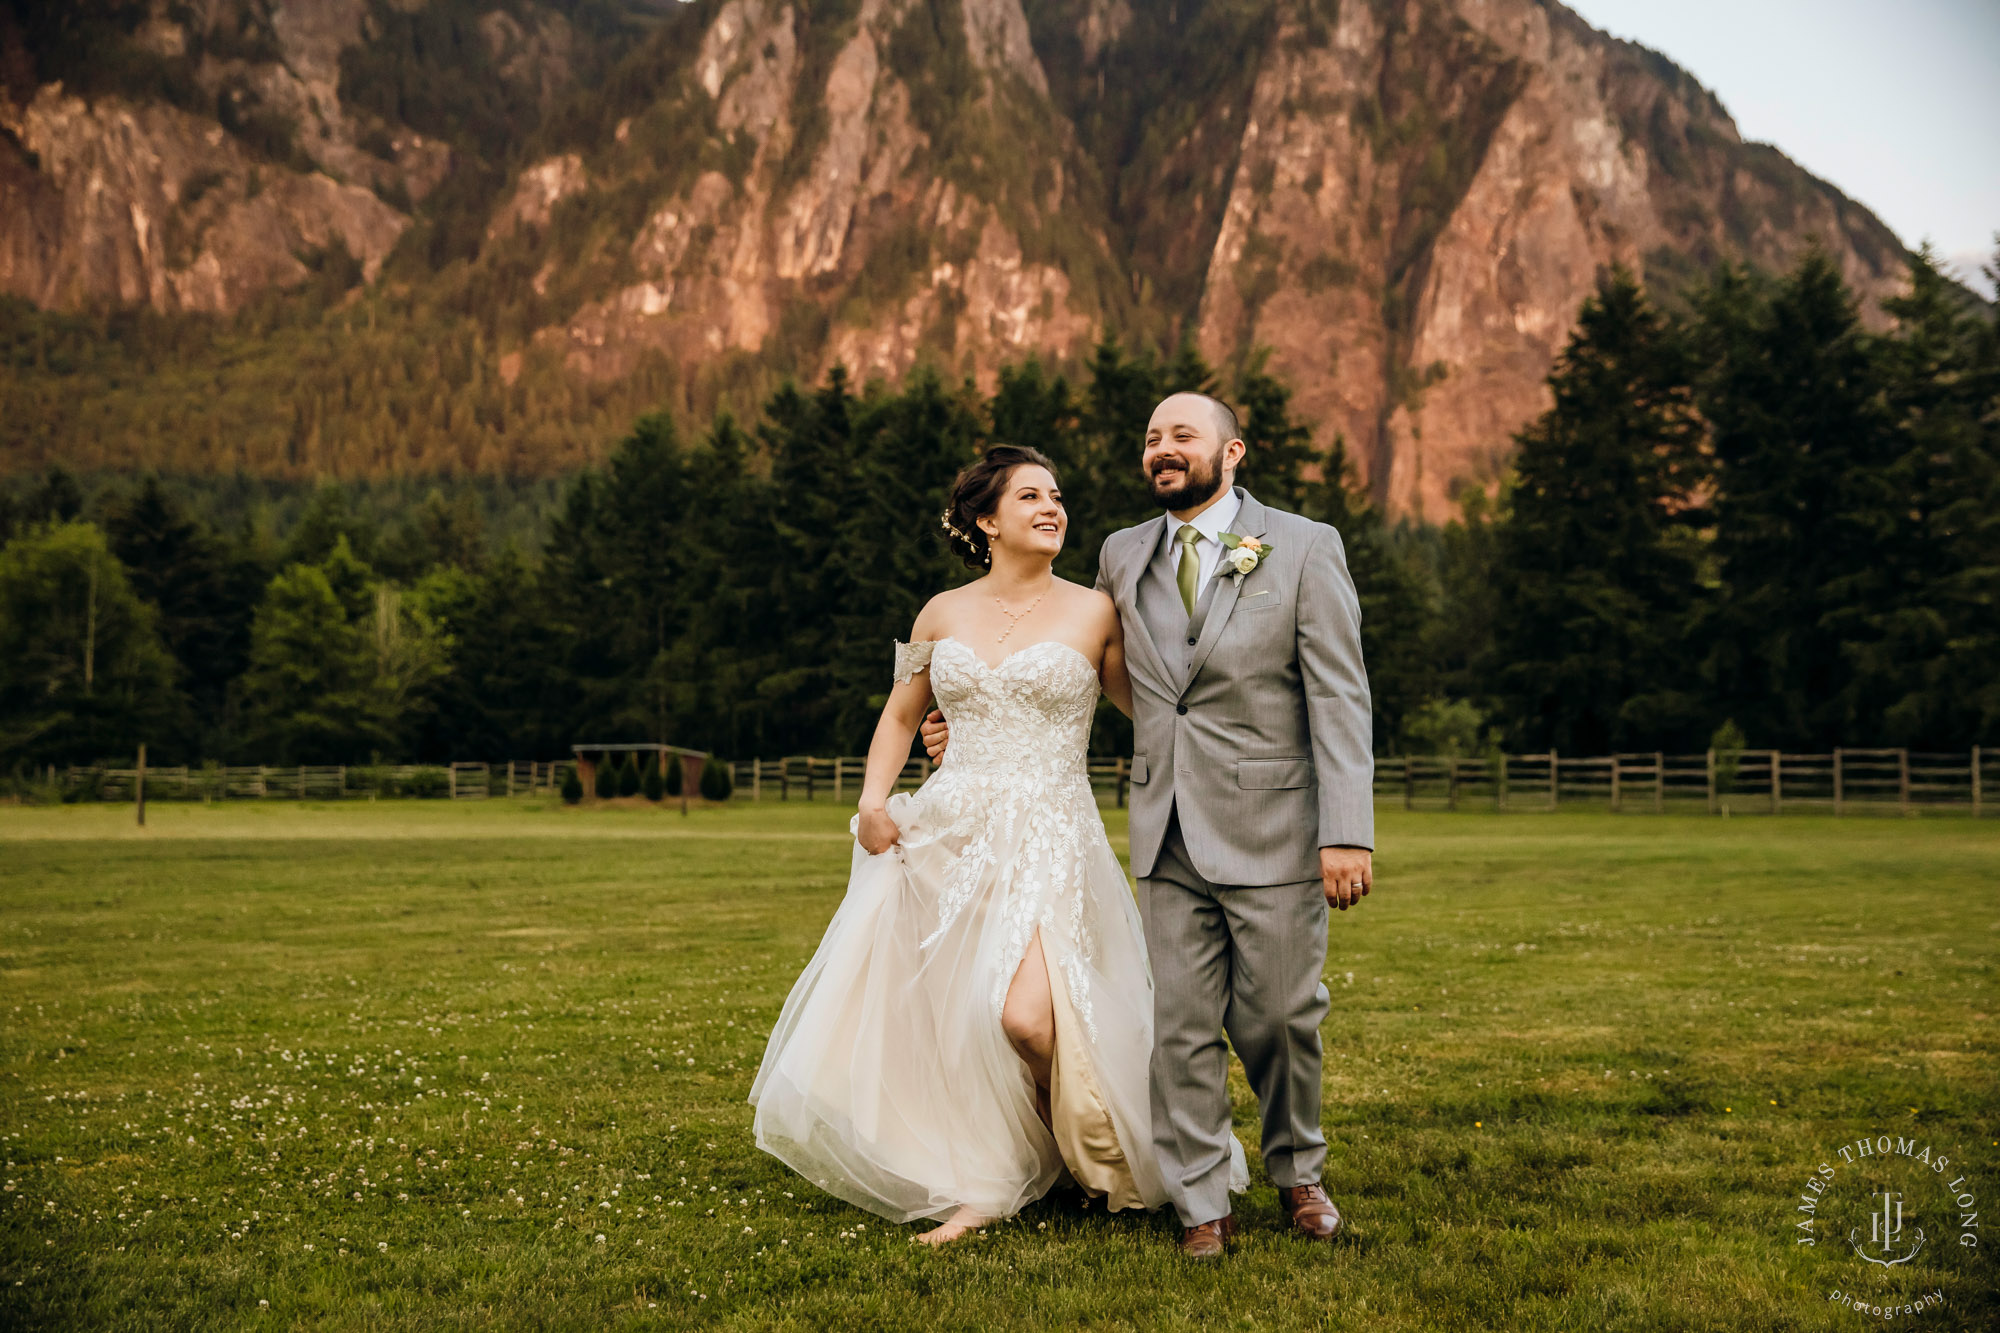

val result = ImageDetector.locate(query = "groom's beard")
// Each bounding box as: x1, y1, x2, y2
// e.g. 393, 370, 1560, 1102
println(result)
1148, 449, 1226, 510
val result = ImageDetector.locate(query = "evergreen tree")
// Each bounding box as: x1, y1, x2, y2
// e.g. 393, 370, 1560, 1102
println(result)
0, 521, 179, 765
284, 484, 381, 570
104, 478, 253, 759
1234, 346, 1318, 513
1843, 244, 2000, 744
1701, 250, 1895, 748
235, 558, 383, 764
698, 756, 733, 800
1493, 268, 1710, 753
755, 371, 864, 753
831, 368, 982, 746
1301, 433, 1436, 751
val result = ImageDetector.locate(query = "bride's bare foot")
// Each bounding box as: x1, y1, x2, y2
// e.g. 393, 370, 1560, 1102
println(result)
913, 1207, 987, 1245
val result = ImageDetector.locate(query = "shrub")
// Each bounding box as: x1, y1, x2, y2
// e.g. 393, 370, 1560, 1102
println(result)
406, 767, 449, 799
617, 755, 640, 797
593, 759, 616, 800
642, 763, 664, 801
561, 771, 584, 804
699, 758, 733, 801
664, 756, 683, 797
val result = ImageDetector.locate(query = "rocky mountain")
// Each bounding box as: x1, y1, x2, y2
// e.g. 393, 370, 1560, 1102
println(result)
0, 0, 1913, 517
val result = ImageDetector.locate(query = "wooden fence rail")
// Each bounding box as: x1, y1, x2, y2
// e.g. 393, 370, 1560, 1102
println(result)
30, 748, 1997, 816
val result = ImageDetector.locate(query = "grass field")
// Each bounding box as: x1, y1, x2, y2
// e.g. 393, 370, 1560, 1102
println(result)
1, 799, 1994, 1331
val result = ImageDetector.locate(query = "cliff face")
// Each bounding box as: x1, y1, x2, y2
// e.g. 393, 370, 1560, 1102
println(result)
1169, 0, 1907, 516
0, 0, 1914, 514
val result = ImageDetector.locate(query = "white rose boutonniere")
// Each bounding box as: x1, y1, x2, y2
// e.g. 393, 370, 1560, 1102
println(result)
1218, 533, 1271, 584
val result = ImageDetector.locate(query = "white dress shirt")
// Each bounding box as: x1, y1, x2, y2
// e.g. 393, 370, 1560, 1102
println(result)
1158, 487, 1244, 601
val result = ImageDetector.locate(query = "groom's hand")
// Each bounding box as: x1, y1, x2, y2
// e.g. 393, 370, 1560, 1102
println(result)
920, 710, 950, 761
1319, 846, 1373, 911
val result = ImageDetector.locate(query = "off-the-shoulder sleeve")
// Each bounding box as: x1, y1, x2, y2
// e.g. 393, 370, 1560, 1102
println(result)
893, 639, 937, 686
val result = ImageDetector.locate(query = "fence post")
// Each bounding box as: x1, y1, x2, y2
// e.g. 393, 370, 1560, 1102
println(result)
448, 765, 458, 800
1655, 752, 1664, 814
338, 765, 346, 799
1898, 748, 1910, 817
1772, 751, 1783, 815
1975, 747, 1983, 819
1117, 757, 1128, 809
1706, 747, 1717, 816
1610, 756, 1622, 813
1496, 755, 1508, 811
1549, 750, 1559, 810
136, 743, 147, 828
1833, 748, 1845, 816
1447, 759, 1459, 812
1404, 757, 1414, 811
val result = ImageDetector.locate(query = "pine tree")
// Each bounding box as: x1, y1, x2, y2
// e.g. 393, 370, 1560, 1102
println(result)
1701, 249, 1895, 747
1493, 268, 1710, 753
1234, 346, 1317, 513
1302, 434, 1436, 750
1844, 244, 2000, 744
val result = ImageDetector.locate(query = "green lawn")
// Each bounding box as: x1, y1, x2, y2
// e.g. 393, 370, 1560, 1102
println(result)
1, 799, 1994, 1331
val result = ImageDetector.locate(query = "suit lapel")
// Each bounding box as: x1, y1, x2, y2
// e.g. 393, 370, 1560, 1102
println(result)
1183, 488, 1268, 688
1116, 515, 1176, 694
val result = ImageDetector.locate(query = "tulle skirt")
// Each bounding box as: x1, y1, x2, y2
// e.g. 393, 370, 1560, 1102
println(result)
749, 783, 1181, 1223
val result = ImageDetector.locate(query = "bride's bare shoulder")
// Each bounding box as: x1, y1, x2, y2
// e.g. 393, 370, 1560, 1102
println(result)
910, 583, 980, 640
1054, 577, 1117, 621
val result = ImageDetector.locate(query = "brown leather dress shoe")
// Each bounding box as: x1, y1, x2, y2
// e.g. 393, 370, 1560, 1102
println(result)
1180, 1213, 1237, 1259
1279, 1183, 1343, 1240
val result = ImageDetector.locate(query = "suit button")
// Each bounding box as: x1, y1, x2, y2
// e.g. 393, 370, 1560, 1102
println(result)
1187, 636, 1197, 645
1176, 704, 1188, 715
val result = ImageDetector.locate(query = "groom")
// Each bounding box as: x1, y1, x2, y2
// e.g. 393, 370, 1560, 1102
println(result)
930, 392, 1375, 1258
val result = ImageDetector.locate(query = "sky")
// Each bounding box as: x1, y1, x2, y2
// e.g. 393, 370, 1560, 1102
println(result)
1563, 0, 2000, 298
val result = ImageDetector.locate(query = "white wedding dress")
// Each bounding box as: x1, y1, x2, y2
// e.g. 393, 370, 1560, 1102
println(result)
750, 637, 1242, 1224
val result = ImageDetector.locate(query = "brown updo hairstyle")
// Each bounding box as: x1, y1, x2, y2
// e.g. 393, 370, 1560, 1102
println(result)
940, 445, 1061, 570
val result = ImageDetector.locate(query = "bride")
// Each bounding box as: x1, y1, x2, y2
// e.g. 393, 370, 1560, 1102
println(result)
751, 445, 1234, 1243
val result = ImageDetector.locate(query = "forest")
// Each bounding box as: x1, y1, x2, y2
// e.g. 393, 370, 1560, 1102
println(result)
2, 245, 1995, 777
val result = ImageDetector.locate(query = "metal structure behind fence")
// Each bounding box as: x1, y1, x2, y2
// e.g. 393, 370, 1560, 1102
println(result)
30, 747, 1997, 816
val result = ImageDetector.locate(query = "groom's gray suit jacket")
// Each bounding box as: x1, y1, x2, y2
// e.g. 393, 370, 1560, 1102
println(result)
1094, 488, 1373, 885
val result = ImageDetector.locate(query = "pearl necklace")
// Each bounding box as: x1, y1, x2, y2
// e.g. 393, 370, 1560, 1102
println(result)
992, 588, 1049, 644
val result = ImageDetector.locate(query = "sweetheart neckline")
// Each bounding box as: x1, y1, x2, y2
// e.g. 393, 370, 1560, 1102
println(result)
935, 635, 1096, 676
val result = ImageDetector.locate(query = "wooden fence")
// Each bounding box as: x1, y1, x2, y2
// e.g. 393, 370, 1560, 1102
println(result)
727, 757, 1138, 806
34, 761, 578, 803
29, 748, 1998, 816
1366, 747, 1997, 816
723, 748, 1996, 817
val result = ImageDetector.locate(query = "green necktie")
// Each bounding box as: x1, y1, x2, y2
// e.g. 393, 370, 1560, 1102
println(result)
1175, 523, 1202, 615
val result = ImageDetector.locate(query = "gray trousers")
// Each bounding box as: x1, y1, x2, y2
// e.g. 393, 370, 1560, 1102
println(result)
1138, 813, 1331, 1226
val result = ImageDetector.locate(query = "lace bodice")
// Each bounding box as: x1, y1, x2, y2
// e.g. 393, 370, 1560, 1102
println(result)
888, 637, 1108, 1018
899, 638, 1099, 785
